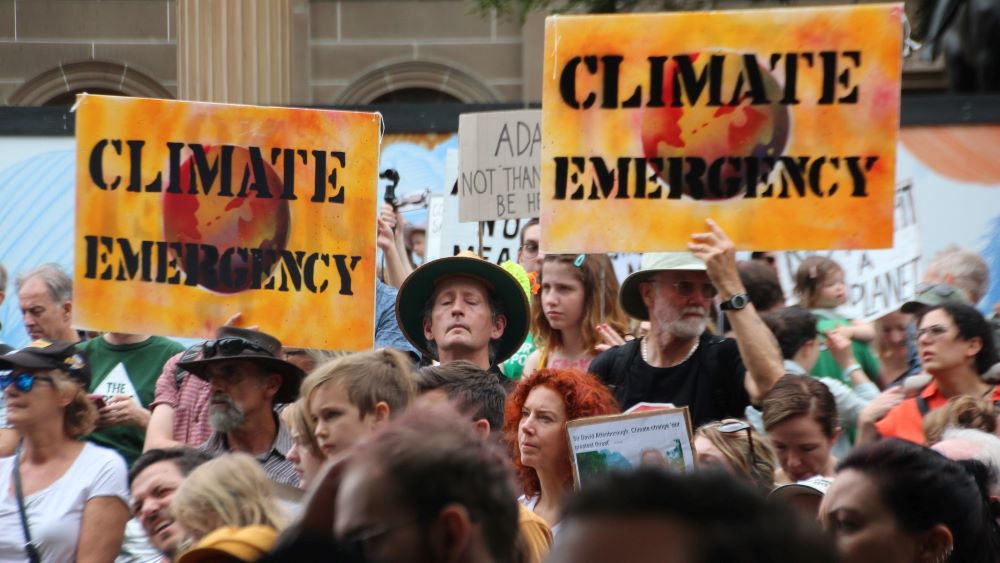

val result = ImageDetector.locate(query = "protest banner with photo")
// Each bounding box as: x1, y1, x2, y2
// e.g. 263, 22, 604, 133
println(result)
458, 110, 542, 222
74, 94, 381, 350
776, 180, 921, 322
567, 407, 695, 489
541, 5, 903, 252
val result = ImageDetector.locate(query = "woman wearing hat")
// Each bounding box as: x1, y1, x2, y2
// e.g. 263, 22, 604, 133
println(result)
0, 340, 130, 562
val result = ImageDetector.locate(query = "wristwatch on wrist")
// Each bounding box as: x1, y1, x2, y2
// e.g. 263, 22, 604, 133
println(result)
719, 293, 751, 311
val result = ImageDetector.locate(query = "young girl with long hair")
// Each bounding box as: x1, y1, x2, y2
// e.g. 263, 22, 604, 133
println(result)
523, 254, 629, 374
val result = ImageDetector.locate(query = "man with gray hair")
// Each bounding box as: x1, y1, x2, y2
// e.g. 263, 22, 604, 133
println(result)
16, 262, 79, 343
924, 246, 990, 305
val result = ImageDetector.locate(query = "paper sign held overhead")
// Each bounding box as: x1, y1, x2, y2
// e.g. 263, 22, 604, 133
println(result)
74, 95, 381, 350
458, 110, 542, 222
541, 4, 904, 252
567, 407, 695, 489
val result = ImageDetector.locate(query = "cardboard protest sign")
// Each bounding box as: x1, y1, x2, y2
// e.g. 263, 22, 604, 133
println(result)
458, 110, 542, 221
541, 5, 903, 252
74, 95, 381, 350
428, 150, 526, 264
567, 407, 695, 489
777, 180, 920, 322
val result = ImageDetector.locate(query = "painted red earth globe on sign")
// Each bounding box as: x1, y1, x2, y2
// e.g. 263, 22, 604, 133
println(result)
640, 51, 791, 200
163, 145, 290, 293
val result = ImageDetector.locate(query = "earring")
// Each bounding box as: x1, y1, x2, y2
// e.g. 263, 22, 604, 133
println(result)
935, 544, 953, 563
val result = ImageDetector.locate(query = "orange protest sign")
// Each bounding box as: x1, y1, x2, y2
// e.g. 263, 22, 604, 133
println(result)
74, 95, 380, 350
541, 4, 903, 252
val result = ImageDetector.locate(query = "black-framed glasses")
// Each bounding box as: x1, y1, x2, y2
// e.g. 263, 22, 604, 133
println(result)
717, 420, 757, 469
202, 337, 271, 359
519, 242, 540, 257
0, 372, 55, 393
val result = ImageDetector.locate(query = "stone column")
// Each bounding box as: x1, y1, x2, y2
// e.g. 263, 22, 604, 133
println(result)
177, 0, 296, 104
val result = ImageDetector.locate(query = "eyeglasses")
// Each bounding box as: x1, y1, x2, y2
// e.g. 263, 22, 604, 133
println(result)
655, 280, 718, 300
519, 242, 540, 258
202, 337, 271, 359
916, 324, 952, 341
714, 420, 757, 470
0, 372, 55, 393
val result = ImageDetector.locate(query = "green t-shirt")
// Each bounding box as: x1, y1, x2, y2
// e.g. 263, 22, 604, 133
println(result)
80, 336, 186, 466
501, 334, 536, 380
808, 309, 880, 386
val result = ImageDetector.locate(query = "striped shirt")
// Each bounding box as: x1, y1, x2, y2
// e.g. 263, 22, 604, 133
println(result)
198, 410, 299, 488
150, 350, 214, 447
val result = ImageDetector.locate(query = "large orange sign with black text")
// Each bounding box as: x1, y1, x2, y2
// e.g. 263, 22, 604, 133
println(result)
541, 4, 903, 252
74, 95, 380, 350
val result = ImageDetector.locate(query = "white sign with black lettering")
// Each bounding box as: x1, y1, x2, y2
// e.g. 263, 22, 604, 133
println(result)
777, 180, 921, 322
458, 109, 542, 222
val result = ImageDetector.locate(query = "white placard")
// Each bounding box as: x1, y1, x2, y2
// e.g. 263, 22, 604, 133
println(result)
776, 180, 921, 322
458, 109, 542, 222
567, 407, 695, 489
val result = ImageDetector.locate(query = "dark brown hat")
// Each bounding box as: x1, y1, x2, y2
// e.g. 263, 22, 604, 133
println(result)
177, 328, 305, 403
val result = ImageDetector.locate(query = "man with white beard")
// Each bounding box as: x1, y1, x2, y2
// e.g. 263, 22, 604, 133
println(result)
589, 220, 784, 426
177, 328, 305, 487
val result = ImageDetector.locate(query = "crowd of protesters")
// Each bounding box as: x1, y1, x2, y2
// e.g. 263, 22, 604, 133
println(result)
1, 215, 999, 563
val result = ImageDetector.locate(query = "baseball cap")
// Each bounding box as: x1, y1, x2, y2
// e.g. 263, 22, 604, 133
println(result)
900, 283, 968, 314
0, 339, 91, 388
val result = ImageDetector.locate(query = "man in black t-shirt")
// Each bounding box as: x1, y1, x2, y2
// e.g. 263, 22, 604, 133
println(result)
589, 221, 784, 427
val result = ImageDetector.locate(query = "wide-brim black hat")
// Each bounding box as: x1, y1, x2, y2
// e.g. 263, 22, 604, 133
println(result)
395, 253, 529, 364
176, 327, 305, 404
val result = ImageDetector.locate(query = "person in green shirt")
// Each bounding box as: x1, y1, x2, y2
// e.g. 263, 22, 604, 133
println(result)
792, 256, 879, 387
80, 333, 186, 466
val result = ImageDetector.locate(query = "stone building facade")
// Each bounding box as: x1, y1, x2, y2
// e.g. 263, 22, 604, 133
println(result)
0, 0, 942, 107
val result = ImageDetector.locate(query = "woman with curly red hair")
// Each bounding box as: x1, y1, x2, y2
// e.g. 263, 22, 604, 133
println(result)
504, 368, 619, 533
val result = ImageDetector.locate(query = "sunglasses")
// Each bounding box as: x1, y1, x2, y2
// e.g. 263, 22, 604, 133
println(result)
658, 280, 718, 300
715, 420, 758, 469
0, 372, 55, 393
202, 337, 271, 359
